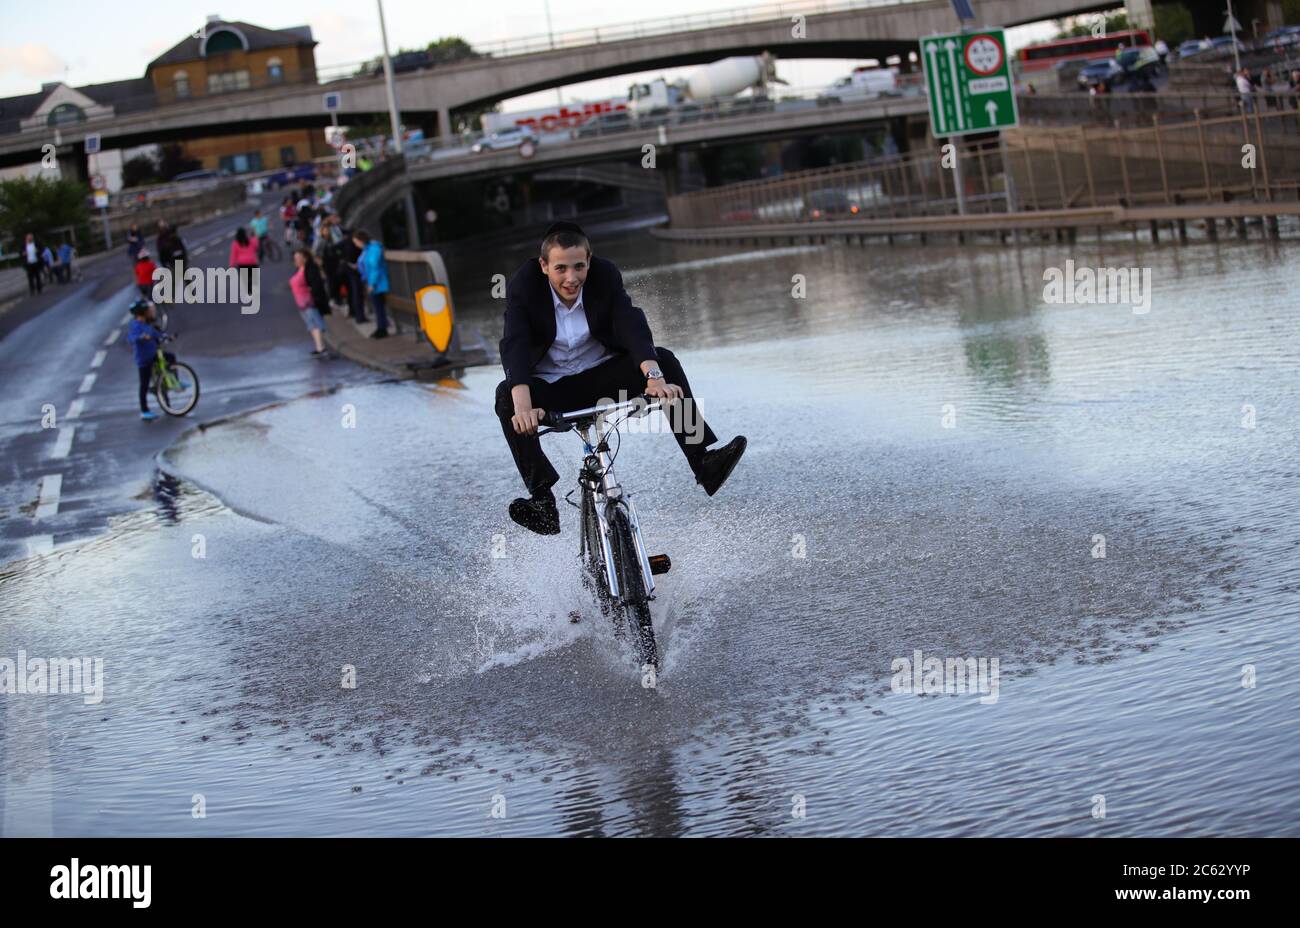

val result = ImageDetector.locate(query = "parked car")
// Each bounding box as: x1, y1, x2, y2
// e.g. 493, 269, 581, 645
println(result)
1176, 39, 1211, 60
172, 169, 228, 183
369, 50, 434, 77
1204, 36, 1247, 59
1053, 57, 1095, 92
574, 111, 632, 138
1258, 24, 1300, 51
1078, 59, 1126, 91
802, 188, 859, 220
471, 126, 539, 154
267, 163, 317, 188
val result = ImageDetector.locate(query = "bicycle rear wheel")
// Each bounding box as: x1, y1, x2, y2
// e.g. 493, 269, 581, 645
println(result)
609, 507, 659, 670
156, 361, 200, 416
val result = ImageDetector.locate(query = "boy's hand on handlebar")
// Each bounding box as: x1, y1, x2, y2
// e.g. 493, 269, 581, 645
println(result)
512, 406, 546, 436
645, 379, 683, 401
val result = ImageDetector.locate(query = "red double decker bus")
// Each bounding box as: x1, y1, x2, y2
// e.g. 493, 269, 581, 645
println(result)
1017, 30, 1152, 73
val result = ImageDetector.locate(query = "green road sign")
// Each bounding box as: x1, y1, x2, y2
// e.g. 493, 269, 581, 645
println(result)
920, 28, 1018, 138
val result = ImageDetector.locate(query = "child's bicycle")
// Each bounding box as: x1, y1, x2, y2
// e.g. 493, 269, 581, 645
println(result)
260, 236, 282, 262
151, 335, 200, 416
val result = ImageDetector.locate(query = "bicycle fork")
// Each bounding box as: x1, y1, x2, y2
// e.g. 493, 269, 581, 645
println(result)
577, 422, 657, 605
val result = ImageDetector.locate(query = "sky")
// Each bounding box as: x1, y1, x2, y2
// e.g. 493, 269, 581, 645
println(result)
0, 0, 1060, 107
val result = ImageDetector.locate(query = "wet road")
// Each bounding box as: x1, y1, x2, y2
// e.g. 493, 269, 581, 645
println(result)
2, 227, 1297, 836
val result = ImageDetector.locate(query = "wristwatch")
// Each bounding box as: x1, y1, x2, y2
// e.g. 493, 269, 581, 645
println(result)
645, 367, 664, 381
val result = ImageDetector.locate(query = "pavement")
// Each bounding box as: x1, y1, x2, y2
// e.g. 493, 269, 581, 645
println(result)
322, 309, 489, 381
0, 191, 383, 565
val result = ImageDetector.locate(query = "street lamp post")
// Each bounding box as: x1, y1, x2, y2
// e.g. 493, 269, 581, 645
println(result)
376, 0, 421, 248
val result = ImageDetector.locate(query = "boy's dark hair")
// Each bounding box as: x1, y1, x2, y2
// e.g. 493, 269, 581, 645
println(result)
130, 301, 150, 316
353, 230, 371, 244
540, 221, 590, 262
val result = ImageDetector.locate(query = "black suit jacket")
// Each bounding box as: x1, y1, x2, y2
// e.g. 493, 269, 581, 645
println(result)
499, 255, 656, 388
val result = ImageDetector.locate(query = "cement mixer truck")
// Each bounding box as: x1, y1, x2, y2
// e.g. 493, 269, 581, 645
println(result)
628, 53, 783, 117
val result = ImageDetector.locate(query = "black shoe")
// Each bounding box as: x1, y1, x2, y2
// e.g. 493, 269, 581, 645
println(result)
369, 329, 389, 340
509, 492, 560, 535
695, 436, 747, 497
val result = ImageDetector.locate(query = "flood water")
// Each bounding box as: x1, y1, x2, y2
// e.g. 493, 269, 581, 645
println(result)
3, 230, 1298, 836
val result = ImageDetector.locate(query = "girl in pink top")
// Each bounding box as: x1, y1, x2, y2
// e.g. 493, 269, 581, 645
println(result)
229, 227, 260, 267
290, 248, 327, 356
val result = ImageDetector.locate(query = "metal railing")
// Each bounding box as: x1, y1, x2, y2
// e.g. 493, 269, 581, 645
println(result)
453, 0, 926, 59
666, 105, 1300, 228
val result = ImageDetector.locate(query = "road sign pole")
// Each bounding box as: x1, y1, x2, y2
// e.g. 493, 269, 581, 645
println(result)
951, 137, 967, 215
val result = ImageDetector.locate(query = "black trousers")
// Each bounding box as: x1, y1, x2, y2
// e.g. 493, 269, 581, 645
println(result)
138, 352, 176, 412
495, 346, 719, 497
25, 262, 42, 294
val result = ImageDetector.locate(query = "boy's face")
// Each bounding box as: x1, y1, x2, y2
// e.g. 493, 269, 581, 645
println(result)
540, 245, 589, 303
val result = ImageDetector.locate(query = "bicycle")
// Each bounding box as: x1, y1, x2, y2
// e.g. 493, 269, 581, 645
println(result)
539, 395, 672, 672
151, 335, 200, 416
260, 236, 282, 262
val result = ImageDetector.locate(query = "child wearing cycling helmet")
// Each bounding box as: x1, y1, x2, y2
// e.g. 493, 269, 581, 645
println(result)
133, 248, 158, 302
127, 300, 172, 421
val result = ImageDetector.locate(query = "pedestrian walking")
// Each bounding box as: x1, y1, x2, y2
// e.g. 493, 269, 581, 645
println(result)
229, 227, 259, 268
22, 233, 43, 295
289, 248, 328, 357
126, 223, 144, 261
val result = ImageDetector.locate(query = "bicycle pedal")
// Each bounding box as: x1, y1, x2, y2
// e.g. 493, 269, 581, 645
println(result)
648, 554, 671, 575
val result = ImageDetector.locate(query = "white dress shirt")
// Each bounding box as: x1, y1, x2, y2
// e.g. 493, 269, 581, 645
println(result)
533, 285, 614, 383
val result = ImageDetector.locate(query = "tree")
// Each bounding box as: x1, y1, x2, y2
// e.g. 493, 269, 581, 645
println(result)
426, 37, 483, 63
1054, 10, 1131, 39
1153, 4, 1195, 45
0, 175, 90, 251
122, 153, 159, 188
157, 143, 200, 181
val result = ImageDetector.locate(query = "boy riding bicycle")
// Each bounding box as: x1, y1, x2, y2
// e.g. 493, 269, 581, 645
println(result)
496, 222, 747, 535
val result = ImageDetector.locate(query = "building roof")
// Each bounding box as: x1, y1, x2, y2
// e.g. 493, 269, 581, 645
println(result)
147, 20, 316, 72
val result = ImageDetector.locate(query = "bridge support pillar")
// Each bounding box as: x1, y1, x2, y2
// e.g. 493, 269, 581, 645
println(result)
1206, 218, 1217, 240
56, 148, 87, 185
1125, 0, 1155, 30
657, 154, 679, 199
437, 107, 453, 140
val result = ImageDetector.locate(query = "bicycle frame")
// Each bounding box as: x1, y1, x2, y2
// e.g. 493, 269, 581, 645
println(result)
551, 398, 661, 605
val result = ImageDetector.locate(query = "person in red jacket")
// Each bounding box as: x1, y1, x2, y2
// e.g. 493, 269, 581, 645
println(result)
133, 248, 158, 302
229, 227, 259, 268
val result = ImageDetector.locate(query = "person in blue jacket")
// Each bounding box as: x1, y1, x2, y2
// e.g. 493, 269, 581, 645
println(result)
126, 300, 174, 421
352, 230, 390, 339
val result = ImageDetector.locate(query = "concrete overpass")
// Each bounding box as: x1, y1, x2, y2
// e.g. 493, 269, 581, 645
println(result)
337, 95, 931, 233
1, 0, 1108, 168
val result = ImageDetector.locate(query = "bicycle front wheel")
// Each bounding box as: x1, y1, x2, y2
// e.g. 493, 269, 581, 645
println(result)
609, 507, 659, 670
156, 361, 200, 416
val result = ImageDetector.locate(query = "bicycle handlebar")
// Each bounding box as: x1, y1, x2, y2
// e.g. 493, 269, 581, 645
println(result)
537, 394, 661, 435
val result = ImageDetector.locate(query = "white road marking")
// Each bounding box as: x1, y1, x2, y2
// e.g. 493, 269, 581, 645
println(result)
65, 398, 85, 420
103, 328, 120, 346
90, 349, 106, 369
77, 373, 96, 394
121, 313, 131, 324
50, 426, 75, 460
35, 474, 62, 520
192, 246, 207, 256
24, 535, 53, 557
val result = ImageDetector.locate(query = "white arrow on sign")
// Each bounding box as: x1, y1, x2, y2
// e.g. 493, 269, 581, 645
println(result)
926, 42, 946, 134
944, 38, 965, 132
985, 99, 998, 123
